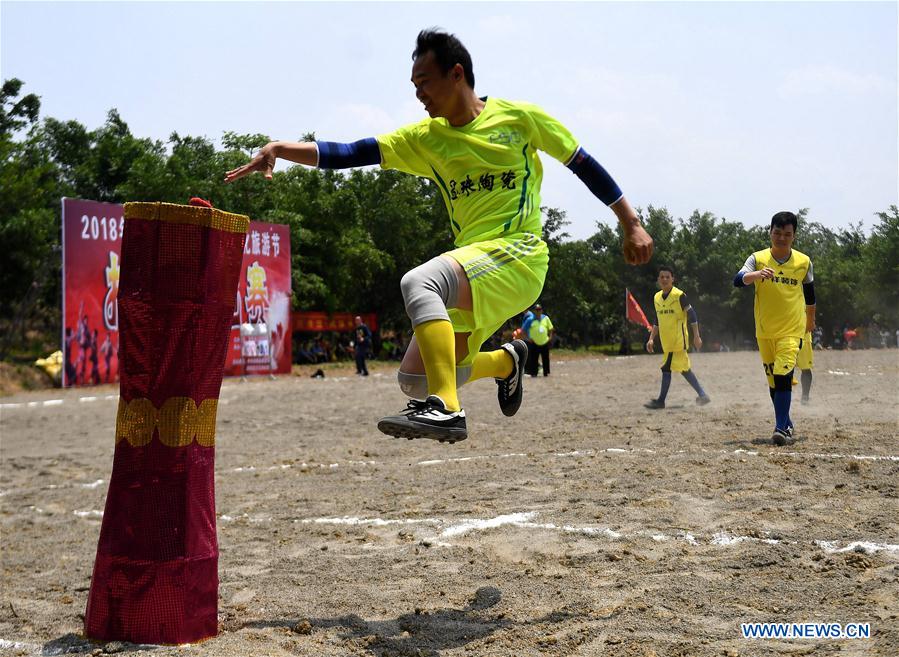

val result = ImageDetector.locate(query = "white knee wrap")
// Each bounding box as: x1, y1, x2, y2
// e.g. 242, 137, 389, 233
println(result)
400, 256, 459, 327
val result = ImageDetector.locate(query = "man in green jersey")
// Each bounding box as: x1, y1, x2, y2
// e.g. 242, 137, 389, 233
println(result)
226, 29, 653, 443
525, 304, 554, 377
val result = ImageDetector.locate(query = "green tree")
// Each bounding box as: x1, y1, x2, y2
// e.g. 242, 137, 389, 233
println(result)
0, 80, 60, 357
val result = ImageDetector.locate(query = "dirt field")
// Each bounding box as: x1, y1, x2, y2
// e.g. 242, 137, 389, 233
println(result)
1, 349, 897, 657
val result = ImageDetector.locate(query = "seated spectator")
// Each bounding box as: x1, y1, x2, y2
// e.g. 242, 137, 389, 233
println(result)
311, 341, 326, 363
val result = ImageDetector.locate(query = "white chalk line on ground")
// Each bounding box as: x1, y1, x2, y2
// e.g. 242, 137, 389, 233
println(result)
52, 506, 899, 557
1, 393, 119, 410
297, 511, 899, 556
223, 446, 898, 475
0, 638, 164, 656
0, 393, 239, 411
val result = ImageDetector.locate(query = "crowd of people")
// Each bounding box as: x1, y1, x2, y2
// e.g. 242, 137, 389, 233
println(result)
293, 319, 410, 368
63, 310, 117, 386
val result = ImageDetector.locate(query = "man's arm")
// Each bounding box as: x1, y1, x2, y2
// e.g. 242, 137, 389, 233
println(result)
646, 324, 659, 353
225, 139, 381, 182
564, 147, 652, 265
611, 197, 653, 265
679, 294, 702, 350
686, 306, 702, 350
225, 141, 317, 182
803, 261, 816, 332
733, 253, 774, 287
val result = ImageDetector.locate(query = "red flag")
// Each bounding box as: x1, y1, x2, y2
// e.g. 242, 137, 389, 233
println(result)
626, 288, 652, 330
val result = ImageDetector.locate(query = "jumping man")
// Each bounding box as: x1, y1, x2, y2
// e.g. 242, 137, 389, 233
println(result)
225, 29, 653, 443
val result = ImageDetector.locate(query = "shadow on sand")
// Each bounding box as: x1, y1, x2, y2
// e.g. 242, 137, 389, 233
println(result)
41, 587, 589, 655
244, 586, 587, 656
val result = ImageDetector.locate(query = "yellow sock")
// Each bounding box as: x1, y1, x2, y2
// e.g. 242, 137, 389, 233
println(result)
414, 319, 460, 411
470, 349, 513, 382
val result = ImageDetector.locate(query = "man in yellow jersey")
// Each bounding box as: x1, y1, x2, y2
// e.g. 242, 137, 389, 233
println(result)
525, 304, 554, 377
225, 29, 653, 443
734, 212, 816, 446
644, 266, 710, 409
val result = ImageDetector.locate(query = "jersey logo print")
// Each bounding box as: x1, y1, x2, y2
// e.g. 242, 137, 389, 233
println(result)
505, 143, 531, 232
428, 164, 462, 234
488, 129, 523, 145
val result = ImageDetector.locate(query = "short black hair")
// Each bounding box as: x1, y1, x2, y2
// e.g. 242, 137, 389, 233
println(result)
413, 28, 475, 88
770, 211, 798, 232
658, 265, 675, 277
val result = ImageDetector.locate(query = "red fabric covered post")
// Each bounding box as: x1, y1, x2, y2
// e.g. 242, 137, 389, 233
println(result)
85, 201, 248, 644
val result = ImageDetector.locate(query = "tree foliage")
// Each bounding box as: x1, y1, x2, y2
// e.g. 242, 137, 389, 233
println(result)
2, 78, 897, 358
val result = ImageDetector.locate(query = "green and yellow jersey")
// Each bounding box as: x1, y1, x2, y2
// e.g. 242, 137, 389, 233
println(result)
376, 97, 579, 247
528, 315, 554, 346
654, 286, 689, 353
743, 248, 813, 339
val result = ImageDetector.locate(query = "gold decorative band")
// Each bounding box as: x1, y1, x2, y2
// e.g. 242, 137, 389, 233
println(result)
116, 397, 219, 447
124, 202, 249, 234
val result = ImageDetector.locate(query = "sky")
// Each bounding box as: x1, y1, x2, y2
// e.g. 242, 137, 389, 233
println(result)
2, 1, 896, 240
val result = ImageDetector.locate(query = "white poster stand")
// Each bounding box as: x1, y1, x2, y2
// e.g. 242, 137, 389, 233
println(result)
239, 321, 276, 381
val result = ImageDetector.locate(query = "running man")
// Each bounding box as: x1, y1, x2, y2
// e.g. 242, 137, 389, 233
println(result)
734, 211, 816, 446
644, 266, 710, 409
225, 29, 653, 443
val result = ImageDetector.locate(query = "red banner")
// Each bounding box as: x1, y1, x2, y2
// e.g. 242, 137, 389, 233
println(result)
224, 222, 293, 376
62, 199, 292, 385
626, 288, 652, 331
293, 311, 378, 333
62, 199, 125, 387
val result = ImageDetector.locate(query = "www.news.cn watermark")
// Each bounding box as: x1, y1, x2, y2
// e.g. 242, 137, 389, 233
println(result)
741, 622, 871, 640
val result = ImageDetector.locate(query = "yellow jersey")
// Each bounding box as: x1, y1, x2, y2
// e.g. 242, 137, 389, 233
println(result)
376, 97, 579, 247
654, 286, 689, 353
750, 248, 812, 339
527, 315, 554, 346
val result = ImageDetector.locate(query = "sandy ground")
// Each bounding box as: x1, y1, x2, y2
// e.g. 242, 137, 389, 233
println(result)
1, 349, 898, 657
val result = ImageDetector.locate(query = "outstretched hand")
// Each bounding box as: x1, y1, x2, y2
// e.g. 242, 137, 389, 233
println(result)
224, 143, 278, 183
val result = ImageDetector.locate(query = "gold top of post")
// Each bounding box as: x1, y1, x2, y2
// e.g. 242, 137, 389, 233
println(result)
124, 202, 250, 234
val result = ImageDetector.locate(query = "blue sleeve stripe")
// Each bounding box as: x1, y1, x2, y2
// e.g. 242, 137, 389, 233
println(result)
316, 138, 381, 169
733, 272, 747, 287
566, 147, 623, 206
687, 307, 699, 324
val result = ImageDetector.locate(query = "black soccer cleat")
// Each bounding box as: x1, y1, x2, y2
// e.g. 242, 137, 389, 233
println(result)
377, 395, 468, 443
644, 398, 665, 410
496, 339, 528, 417
771, 428, 795, 446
